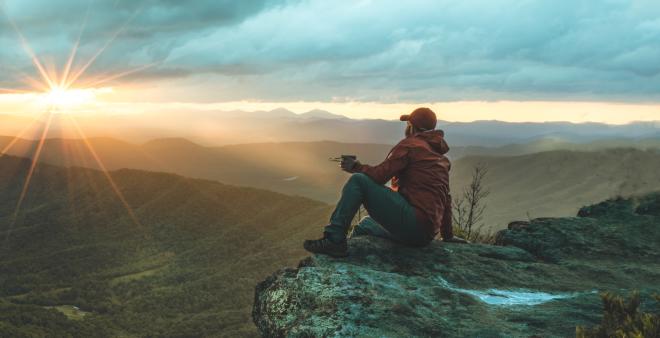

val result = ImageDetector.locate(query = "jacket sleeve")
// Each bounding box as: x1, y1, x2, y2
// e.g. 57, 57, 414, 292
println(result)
354, 144, 409, 185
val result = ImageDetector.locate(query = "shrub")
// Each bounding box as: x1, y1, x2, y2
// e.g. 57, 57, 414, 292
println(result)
452, 163, 495, 244
576, 291, 660, 338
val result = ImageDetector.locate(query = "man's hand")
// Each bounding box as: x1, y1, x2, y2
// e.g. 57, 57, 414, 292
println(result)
340, 156, 360, 173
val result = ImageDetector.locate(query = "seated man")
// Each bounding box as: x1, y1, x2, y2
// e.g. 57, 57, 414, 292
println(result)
304, 107, 465, 258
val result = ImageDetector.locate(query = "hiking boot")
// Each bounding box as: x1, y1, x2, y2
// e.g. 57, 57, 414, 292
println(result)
303, 236, 348, 258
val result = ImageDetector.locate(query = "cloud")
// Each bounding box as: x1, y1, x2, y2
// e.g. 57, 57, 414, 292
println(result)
0, 0, 288, 85
1, 0, 660, 104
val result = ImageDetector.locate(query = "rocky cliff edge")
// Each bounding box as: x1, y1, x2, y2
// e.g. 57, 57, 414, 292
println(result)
253, 194, 660, 337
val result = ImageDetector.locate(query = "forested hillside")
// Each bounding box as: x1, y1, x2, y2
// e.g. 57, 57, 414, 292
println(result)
3, 136, 660, 230
0, 156, 332, 337
0, 136, 392, 202
452, 148, 660, 229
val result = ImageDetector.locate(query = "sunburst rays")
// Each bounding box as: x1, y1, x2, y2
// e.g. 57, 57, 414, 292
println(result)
0, 114, 42, 155
68, 115, 144, 229
2, 110, 54, 244
0, 3, 153, 241
60, 2, 91, 89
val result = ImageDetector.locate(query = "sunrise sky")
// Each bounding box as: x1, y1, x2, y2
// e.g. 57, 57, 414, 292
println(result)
1, 0, 659, 123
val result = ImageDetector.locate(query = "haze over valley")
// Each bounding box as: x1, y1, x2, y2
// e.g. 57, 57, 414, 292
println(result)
2, 109, 660, 146
2, 113, 660, 229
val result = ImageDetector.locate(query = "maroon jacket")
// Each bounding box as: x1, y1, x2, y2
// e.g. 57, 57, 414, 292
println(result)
354, 130, 453, 240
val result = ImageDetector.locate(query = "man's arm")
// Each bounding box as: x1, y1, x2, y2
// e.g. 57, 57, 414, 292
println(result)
352, 145, 410, 185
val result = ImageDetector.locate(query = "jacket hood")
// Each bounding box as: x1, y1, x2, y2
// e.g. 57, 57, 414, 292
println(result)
415, 130, 449, 155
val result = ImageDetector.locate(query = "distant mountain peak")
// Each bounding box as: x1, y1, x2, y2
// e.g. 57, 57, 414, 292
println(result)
268, 107, 297, 117
298, 109, 347, 120
142, 137, 204, 149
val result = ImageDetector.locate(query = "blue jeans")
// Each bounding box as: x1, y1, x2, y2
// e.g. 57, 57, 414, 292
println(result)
324, 173, 431, 246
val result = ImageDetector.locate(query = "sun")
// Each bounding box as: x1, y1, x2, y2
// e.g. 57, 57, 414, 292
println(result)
42, 86, 96, 110
1, 5, 150, 236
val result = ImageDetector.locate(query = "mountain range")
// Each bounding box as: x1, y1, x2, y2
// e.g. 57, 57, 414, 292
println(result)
2, 135, 660, 229
2, 109, 659, 147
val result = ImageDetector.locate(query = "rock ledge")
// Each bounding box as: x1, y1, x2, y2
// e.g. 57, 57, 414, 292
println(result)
254, 194, 660, 337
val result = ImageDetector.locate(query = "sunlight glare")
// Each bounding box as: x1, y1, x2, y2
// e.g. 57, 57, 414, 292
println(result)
43, 86, 96, 109
1, 4, 150, 244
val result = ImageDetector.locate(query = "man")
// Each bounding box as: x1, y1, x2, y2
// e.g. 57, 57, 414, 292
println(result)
304, 107, 466, 258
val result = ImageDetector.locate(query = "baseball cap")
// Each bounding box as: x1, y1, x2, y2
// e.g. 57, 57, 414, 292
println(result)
400, 107, 437, 131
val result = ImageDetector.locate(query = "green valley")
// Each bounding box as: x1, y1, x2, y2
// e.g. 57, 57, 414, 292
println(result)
0, 156, 332, 337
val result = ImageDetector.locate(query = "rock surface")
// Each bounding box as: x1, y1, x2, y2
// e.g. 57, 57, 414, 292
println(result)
253, 194, 660, 337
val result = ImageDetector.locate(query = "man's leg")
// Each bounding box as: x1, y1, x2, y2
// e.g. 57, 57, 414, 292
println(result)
323, 173, 375, 242
323, 173, 429, 246
351, 216, 394, 240
303, 173, 372, 257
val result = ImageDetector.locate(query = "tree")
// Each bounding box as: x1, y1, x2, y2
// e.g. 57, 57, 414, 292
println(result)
452, 163, 491, 243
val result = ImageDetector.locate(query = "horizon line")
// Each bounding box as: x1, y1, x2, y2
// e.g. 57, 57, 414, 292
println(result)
2, 109, 660, 127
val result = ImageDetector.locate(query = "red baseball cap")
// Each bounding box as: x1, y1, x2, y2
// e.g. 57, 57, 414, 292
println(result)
400, 107, 437, 131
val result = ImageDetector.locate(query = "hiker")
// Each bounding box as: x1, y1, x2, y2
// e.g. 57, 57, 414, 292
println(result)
304, 107, 466, 257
